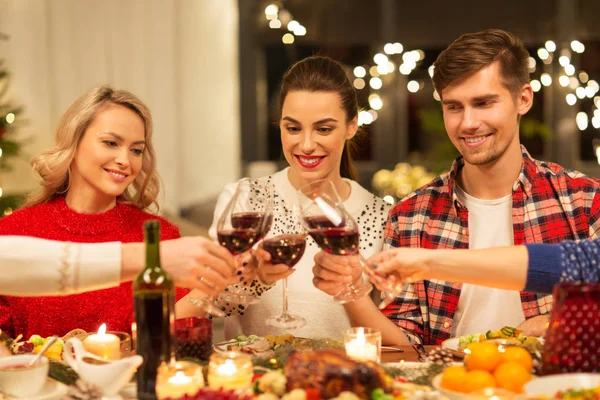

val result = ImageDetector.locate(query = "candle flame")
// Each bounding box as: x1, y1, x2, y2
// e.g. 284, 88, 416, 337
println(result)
98, 323, 107, 335
357, 327, 366, 344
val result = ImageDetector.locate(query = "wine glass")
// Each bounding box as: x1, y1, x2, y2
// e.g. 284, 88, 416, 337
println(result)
297, 179, 373, 303
216, 178, 274, 305
264, 213, 307, 329
187, 179, 273, 316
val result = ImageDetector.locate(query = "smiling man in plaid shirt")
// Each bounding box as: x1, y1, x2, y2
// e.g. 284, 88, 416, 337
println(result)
380, 29, 600, 345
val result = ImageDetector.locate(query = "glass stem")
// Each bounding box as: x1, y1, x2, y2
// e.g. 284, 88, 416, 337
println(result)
281, 277, 289, 318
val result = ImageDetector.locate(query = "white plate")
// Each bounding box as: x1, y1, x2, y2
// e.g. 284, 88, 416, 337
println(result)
5, 379, 68, 400
524, 373, 600, 397
441, 337, 466, 359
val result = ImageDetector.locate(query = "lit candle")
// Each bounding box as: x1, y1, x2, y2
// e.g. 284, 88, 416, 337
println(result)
207, 352, 253, 390
156, 362, 204, 400
82, 324, 121, 360
344, 327, 381, 362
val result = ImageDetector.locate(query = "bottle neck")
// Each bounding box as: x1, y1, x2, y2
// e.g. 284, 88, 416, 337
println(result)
144, 225, 161, 269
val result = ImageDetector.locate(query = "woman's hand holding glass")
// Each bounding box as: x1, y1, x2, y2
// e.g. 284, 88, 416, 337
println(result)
161, 236, 236, 295
298, 179, 372, 303
312, 251, 363, 297
214, 178, 274, 306
254, 246, 296, 285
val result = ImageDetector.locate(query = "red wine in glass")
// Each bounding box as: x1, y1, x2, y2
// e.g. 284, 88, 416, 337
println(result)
306, 225, 359, 257
264, 232, 308, 329
217, 228, 262, 255
231, 212, 273, 240
262, 235, 306, 267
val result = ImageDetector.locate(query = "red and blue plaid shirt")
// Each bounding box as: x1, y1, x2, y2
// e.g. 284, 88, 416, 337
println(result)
382, 146, 600, 345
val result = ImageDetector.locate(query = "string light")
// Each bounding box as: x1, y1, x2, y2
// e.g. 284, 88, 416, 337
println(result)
571, 40, 585, 53
540, 73, 552, 87
393, 42, 404, 54
293, 25, 306, 36
565, 64, 576, 76
530, 80, 542, 92
374, 53, 388, 65
369, 94, 383, 110
287, 20, 300, 32
576, 87, 586, 99
545, 40, 557, 52
353, 66, 366, 78
5, 113, 14, 124
265, 4, 278, 19
384, 43, 396, 55
559, 56, 571, 67
576, 112, 588, 130
558, 75, 570, 87
369, 66, 380, 77
528, 57, 537, 72
566, 94, 577, 106
353, 78, 366, 90
579, 71, 589, 83
357, 110, 374, 126
537, 48, 549, 61
407, 80, 419, 93
0, 148, 3, 158
282, 33, 294, 44
269, 19, 281, 29
369, 77, 382, 90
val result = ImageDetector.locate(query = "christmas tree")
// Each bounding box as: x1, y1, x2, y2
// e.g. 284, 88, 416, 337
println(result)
0, 58, 26, 216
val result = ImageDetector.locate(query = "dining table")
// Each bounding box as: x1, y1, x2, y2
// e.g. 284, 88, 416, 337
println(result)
381, 345, 438, 363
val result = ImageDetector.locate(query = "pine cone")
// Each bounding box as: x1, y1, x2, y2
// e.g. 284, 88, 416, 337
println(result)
66, 379, 103, 400
425, 347, 454, 366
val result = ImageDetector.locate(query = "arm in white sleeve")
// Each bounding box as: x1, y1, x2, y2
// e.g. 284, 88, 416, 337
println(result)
0, 236, 121, 296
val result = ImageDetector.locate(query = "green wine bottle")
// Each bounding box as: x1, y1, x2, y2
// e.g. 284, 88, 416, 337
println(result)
133, 220, 175, 400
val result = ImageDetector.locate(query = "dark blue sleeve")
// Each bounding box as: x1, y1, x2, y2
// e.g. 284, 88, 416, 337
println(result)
525, 239, 600, 293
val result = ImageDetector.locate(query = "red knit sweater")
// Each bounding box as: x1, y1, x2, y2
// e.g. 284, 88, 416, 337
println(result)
0, 196, 189, 338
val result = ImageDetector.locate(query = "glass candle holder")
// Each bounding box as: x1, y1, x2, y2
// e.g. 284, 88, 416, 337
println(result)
343, 327, 381, 362
156, 361, 204, 400
207, 352, 253, 390
82, 324, 121, 360
175, 317, 212, 361
542, 282, 600, 374
107, 331, 132, 358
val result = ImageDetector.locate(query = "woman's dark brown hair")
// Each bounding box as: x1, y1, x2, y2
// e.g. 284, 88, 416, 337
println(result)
278, 55, 361, 181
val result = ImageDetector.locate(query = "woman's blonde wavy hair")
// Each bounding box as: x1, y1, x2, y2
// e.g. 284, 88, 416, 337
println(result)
24, 85, 160, 211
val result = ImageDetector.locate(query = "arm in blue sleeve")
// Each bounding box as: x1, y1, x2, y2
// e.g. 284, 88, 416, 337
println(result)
525, 239, 600, 293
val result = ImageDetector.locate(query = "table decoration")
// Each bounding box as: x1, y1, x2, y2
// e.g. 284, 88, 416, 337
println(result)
82, 324, 120, 360
156, 360, 204, 399
175, 317, 212, 361
207, 351, 253, 390
343, 327, 381, 362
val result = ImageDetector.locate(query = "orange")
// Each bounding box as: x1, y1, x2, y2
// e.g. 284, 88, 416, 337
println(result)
493, 361, 531, 393
465, 342, 502, 372
463, 370, 497, 393
441, 365, 468, 393
500, 346, 533, 371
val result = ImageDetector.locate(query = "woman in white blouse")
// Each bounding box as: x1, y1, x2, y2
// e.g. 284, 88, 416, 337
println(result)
203, 56, 392, 339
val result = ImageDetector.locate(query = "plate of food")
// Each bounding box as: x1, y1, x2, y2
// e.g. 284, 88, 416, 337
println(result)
442, 326, 542, 359
213, 334, 300, 357
524, 373, 600, 398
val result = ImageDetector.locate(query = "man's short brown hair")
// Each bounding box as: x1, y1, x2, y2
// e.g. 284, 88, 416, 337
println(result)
432, 29, 530, 98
